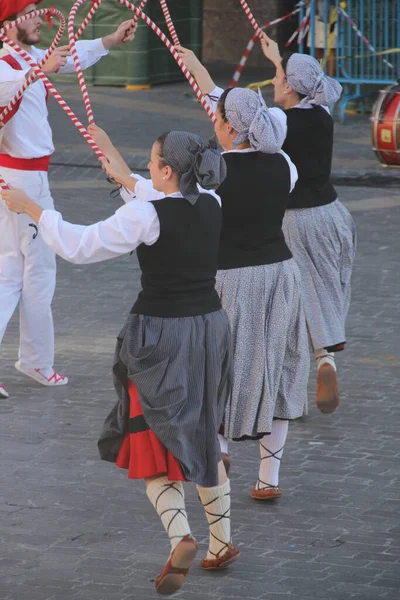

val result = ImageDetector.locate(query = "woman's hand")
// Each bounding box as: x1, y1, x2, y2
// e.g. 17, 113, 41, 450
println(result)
88, 123, 115, 155
100, 156, 137, 193
175, 45, 203, 75
3, 187, 32, 214
2, 187, 43, 222
260, 32, 282, 66
100, 155, 129, 185
89, 124, 132, 180
175, 45, 216, 95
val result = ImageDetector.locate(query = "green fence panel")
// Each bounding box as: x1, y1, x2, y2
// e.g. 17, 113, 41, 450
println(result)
39, 0, 202, 86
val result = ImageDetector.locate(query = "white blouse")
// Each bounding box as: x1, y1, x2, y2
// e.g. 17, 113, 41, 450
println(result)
38, 174, 221, 265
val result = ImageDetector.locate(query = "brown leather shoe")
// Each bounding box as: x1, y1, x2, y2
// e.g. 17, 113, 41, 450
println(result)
221, 452, 231, 477
251, 486, 281, 500
200, 542, 240, 570
155, 535, 198, 595
316, 363, 340, 414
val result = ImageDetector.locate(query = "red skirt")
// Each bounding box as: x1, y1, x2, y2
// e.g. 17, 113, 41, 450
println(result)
116, 380, 187, 481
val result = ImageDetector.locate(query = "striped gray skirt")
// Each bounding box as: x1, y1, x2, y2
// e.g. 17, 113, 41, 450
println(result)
282, 199, 357, 352
98, 309, 232, 488
215, 258, 309, 441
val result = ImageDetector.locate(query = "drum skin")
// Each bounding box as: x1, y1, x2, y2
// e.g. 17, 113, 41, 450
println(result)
372, 84, 400, 166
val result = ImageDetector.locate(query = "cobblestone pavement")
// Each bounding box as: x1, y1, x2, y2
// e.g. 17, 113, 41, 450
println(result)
0, 82, 399, 600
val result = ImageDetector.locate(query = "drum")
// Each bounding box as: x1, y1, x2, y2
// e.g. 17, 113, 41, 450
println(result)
371, 83, 400, 166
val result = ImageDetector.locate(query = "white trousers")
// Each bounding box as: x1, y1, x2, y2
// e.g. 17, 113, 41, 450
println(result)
0, 167, 56, 370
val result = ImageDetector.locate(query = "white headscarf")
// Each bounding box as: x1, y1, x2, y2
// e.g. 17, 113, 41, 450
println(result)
286, 53, 342, 107
223, 87, 287, 153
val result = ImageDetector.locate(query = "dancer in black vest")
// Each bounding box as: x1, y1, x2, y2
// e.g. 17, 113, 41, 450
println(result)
177, 47, 310, 502
3, 128, 240, 594
260, 34, 356, 414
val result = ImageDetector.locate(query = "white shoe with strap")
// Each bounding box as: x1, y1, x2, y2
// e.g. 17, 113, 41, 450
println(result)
15, 361, 68, 387
0, 385, 9, 398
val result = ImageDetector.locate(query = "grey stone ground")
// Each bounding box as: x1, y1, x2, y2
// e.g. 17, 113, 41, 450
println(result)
1, 78, 400, 600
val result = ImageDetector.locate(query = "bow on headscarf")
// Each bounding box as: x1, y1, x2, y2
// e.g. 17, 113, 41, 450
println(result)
286, 53, 343, 107
223, 87, 287, 153
162, 131, 227, 205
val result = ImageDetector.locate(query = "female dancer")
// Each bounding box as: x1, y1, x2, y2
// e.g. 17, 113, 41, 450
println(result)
3, 127, 240, 593
260, 34, 356, 414
177, 47, 310, 501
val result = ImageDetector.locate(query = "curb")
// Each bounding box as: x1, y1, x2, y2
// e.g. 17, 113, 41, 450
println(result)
332, 174, 400, 188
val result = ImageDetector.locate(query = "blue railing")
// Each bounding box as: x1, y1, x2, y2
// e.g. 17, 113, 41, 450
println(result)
299, 0, 400, 121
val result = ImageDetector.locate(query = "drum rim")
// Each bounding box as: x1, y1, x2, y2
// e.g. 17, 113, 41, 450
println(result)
372, 83, 400, 165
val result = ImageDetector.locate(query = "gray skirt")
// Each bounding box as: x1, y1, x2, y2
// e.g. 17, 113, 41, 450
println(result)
98, 309, 232, 488
215, 258, 309, 441
282, 199, 357, 352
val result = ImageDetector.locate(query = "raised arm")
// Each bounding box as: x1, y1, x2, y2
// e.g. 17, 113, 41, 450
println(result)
175, 46, 217, 95
88, 124, 132, 179
260, 33, 284, 73
59, 20, 136, 74
88, 124, 166, 204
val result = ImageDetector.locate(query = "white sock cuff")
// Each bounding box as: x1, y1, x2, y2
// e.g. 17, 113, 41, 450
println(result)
317, 353, 336, 372
146, 477, 184, 505
197, 479, 230, 503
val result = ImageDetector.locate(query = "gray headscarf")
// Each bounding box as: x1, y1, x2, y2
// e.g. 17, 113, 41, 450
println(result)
162, 131, 227, 205
286, 54, 342, 107
223, 87, 287, 153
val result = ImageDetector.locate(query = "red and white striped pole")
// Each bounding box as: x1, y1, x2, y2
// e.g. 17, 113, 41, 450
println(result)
238, 0, 263, 37
0, 37, 105, 157
75, 0, 103, 42
159, 0, 180, 46
230, 7, 302, 88
132, 0, 149, 32
1, 0, 217, 194
111, 0, 216, 122
338, 5, 396, 72
68, 0, 181, 126
0, 9, 107, 192
0, 8, 65, 131
68, 0, 98, 124
285, 3, 311, 47
0, 8, 75, 190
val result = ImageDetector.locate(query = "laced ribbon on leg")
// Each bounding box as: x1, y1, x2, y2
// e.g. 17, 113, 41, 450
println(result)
146, 477, 191, 551
155, 482, 189, 544
256, 441, 284, 490
203, 493, 231, 557
197, 480, 232, 560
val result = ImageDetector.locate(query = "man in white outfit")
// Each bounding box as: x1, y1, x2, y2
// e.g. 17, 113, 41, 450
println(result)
0, 0, 136, 398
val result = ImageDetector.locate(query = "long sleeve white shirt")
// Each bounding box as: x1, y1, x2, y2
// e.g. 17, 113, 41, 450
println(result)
0, 40, 108, 158
38, 174, 222, 264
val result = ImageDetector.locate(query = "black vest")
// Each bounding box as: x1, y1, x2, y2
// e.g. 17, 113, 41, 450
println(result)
217, 151, 292, 270
283, 106, 337, 209
132, 193, 222, 317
